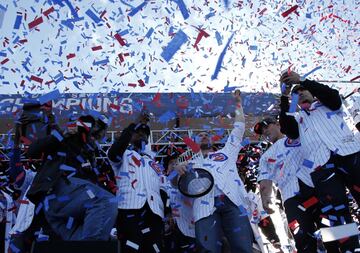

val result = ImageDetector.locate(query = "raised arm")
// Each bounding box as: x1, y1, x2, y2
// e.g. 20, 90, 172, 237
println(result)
279, 95, 299, 139
223, 90, 245, 157
281, 71, 342, 111
107, 123, 136, 163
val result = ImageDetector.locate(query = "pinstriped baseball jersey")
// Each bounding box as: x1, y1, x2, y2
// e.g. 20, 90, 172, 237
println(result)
110, 149, 164, 219
296, 102, 360, 155
162, 179, 196, 238
257, 137, 314, 202
190, 122, 249, 222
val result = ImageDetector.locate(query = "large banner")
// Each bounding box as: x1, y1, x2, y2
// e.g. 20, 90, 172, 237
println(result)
0, 92, 278, 120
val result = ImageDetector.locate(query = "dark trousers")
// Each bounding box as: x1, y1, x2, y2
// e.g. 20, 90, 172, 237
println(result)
284, 164, 359, 253
164, 224, 196, 253
335, 150, 360, 205
117, 203, 164, 253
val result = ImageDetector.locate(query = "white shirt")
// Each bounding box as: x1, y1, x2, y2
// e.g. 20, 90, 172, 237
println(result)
110, 149, 164, 219
294, 101, 360, 171
190, 122, 249, 222
162, 179, 195, 238
257, 137, 314, 202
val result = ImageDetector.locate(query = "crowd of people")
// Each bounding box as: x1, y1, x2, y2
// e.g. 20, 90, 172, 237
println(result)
1, 70, 360, 253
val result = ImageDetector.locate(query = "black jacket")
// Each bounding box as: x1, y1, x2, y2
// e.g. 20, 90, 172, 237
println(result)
26, 133, 98, 204
279, 79, 342, 139
108, 123, 136, 163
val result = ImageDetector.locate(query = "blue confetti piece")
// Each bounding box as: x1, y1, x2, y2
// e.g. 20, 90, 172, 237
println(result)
211, 32, 235, 80
59, 164, 77, 172
158, 110, 176, 123
223, 0, 230, 9
302, 159, 314, 169
302, 66, 322, 80
57, 195, 70, 202
85, 9, 102, 24
241, 138, 251, 146
215, 31, 222, 46
13, 14, 22, 29
205, 11, 216, 20
173, 0, 189, 20
334, 204, 345, 211
93, 58, 109, 66
38, 89, 61, 104
328, 215, 338, 221
167, 170, 178, 180
249, 45, 258, 50
128, 1, 148, 17
321, 205, 333, 213
325, 163, 335, 169
145, 27, 154, 38
119, 171, 130, 178
289, 93, 299, 113
201, 200, 209, 205
161, 30, 188, 62
51, 129, 63, 142
35, 202, 43, 215
66, 217, 74, 229
306, 13, 311, 18
0, 4, 6, 29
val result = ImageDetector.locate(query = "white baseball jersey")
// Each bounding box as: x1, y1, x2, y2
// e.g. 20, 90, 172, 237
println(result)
110, 149, 164, 218
257, 137, 314, 202
162, 179, 195, 238
295, 101, 360, 156
190, 122, 249, 222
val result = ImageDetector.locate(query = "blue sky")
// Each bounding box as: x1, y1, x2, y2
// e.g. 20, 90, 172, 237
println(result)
0, 0, 359, 95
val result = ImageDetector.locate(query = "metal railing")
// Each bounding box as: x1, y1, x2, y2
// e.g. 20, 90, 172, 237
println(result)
0, 128, 235, 162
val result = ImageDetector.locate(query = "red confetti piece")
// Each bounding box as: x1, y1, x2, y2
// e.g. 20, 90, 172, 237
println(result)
114, 33, 126, 46
43, 6, 55, 17
259, 8, 267, 15
91, 45, 103, 51
152, 92, 161, 103
281, 5, 299, 18
138, 79, 145, 87
183, 137, 200, 153
109, 103, 120, 110
28, 16, 43, 29
0, 58, 9, 65
131, 155, 141, 167
193, 29, 210, 50
66, 53, 76, 60
353, 185, 360, 193
20, 136, 32, 145
30, 75, 43, 84
302, 196, 318, 209
18, 199, 30, 205
288, 219, 299, 231
15, 171, 25, 184
267, 158, 276, 163
350, 75, 360, 82
131, 179, 137, 189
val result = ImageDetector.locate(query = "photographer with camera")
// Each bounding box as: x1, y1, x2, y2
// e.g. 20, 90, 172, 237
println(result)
22, 115, 117, 241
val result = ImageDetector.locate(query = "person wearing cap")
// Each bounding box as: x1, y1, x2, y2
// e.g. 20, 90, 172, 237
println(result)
279, 71, 360, 251
22, 115, 118, 241
254, 117, 334, 252
162, 152, 196, 253
108, 111, 165, 253
174, 90, 257, 253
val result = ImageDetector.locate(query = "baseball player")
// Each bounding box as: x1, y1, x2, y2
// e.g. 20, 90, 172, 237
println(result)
279, 71, 360, 252
174, 90, 257, 253
108, 111, 165, 253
